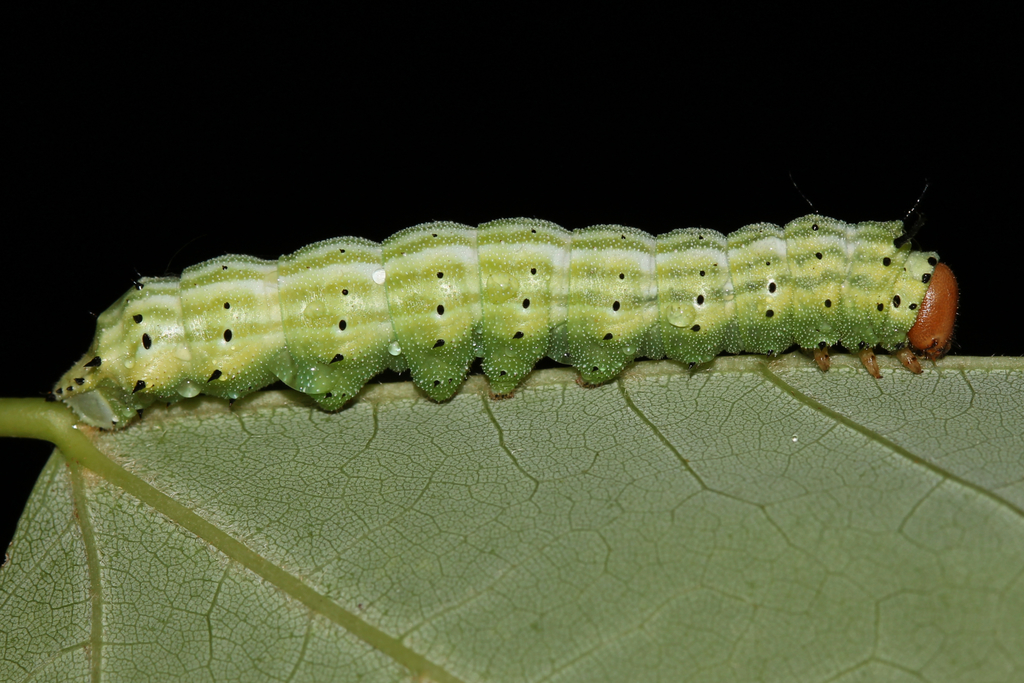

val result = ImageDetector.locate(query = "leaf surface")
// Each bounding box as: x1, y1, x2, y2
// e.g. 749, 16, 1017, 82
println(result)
3, 354, 1024, 682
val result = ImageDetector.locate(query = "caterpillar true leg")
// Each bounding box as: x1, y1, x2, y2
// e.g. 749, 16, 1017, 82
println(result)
895, 347, 924, 374
812, 346, 832, 372
858, 348, 883, 379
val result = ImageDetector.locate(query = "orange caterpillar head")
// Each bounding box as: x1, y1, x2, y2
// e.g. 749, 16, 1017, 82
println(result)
907, 262, 958, 360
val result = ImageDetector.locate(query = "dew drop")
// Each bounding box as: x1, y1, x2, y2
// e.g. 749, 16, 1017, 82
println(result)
176, 380, 201, 398
667, 304, 697, 328
485, 271, 520, 301
388, 341, 402, 356
123, 360, 135, 369
791, 435, 799, 443
372, 269, 387, 284
303, 301, 325, 318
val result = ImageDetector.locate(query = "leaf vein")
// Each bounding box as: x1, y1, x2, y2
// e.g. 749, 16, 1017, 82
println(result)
757, 365, 1024, 521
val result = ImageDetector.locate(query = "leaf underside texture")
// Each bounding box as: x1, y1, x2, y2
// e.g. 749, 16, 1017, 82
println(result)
3, 354, 1024, 683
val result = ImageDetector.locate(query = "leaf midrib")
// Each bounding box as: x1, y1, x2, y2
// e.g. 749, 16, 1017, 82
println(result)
48, 406, 466, 683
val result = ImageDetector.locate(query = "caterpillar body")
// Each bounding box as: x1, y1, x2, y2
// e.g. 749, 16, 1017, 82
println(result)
53, 214, 958, 429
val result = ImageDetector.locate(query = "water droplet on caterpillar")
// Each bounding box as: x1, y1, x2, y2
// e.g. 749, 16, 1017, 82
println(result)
667, 304, 697, 328
485, 271, 520, 301
303, 301, 325, 318
176, 380, 201, 398
388, 341, 402, 356
372, 269, 387, 285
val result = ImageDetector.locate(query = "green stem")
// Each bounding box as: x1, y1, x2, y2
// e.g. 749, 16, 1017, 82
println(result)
0, 398, 79, 445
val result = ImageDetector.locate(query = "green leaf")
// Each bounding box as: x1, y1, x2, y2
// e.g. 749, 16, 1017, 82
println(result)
3, 354, 1024, 682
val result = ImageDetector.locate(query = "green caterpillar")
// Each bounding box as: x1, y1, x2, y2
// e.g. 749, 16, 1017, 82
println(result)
53, 214, 958, 429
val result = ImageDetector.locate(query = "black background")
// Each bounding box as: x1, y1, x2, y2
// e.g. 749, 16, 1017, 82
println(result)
4, 7, 1021, 551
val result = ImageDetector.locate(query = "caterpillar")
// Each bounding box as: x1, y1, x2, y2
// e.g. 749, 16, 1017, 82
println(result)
52, 214, 958, 429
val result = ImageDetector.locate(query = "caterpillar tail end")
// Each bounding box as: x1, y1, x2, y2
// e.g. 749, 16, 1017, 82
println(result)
53, 354, 140, 430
